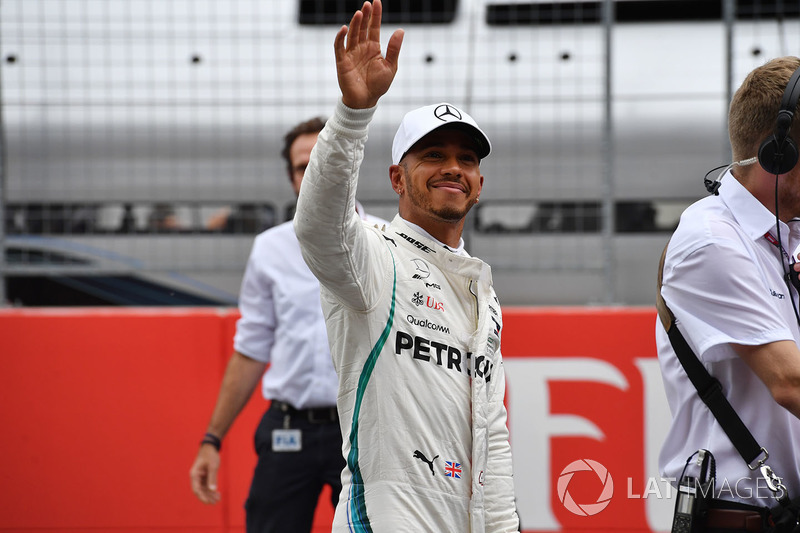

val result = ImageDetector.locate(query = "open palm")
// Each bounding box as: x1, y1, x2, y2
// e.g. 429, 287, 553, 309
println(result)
334, 0, 404, 109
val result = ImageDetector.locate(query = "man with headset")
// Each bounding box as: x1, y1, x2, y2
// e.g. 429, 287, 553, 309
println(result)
658, 56, 800, 531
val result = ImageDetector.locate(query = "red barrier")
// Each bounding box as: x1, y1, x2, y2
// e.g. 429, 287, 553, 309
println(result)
502, 307, 666, 532
0, 306, 663, 533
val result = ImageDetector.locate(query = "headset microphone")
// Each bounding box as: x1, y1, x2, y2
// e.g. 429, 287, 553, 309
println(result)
705, 64, 800, 195
703, 157, 758, 195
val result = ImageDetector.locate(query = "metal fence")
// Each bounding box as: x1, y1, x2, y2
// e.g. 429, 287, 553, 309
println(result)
1, 0, 799, 306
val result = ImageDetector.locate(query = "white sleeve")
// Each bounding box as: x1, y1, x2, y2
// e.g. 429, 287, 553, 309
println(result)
662, 238, 795, 361
233, 237, 276, 363
294, 100, 388, 311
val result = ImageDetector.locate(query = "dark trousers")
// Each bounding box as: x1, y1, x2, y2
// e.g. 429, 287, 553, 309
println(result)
244, 403, 345, 533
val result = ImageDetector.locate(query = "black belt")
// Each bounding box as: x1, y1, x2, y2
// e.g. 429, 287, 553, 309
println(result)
271, 401, 338, 424
704, 508, 764, 532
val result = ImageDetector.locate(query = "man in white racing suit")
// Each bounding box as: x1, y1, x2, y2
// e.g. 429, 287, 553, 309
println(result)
294, 2, 519, 531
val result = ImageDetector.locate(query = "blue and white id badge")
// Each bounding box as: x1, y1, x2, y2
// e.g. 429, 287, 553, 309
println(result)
272, 429, 302, 452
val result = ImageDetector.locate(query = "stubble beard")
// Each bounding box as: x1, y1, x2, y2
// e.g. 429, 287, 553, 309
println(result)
404, 167, 475, 222
433, 203, 472, 222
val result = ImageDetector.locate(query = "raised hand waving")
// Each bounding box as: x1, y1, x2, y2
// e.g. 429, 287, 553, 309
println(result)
334, 0, 404, 109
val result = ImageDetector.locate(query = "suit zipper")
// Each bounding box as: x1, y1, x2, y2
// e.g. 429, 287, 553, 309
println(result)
469, 279, 479, 328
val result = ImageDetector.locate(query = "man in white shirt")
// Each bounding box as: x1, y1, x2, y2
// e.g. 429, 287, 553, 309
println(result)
658, 56, 800, 530
294, 2, 519, 531
189, 117, 382, 532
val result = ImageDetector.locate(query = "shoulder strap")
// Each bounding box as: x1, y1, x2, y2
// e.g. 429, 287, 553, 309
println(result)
657, 241, 765, 468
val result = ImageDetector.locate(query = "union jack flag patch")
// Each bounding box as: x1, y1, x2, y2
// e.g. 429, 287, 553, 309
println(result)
444, 461, 462, 479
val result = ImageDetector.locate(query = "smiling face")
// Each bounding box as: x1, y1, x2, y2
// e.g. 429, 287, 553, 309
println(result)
390, 127, 484, 227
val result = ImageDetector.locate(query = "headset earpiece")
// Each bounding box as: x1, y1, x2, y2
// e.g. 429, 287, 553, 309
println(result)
758, 65, 800, 175
758, 132, 799, 175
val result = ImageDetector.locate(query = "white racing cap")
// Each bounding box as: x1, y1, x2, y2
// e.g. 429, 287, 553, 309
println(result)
391, 103, 491, 164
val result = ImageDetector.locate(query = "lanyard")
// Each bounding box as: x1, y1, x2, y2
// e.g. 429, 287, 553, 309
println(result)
765, 232, 794, 263
765, 232, 800, 298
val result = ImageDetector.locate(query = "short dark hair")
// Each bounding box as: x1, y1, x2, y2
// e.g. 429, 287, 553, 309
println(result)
281, 117, 326, 181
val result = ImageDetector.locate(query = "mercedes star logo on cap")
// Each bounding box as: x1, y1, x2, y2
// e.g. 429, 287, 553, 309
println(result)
434, 104, 462, 122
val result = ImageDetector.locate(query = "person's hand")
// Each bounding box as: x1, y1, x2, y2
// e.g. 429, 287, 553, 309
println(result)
334, 0, 404, 109
189, 444, 222, 504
